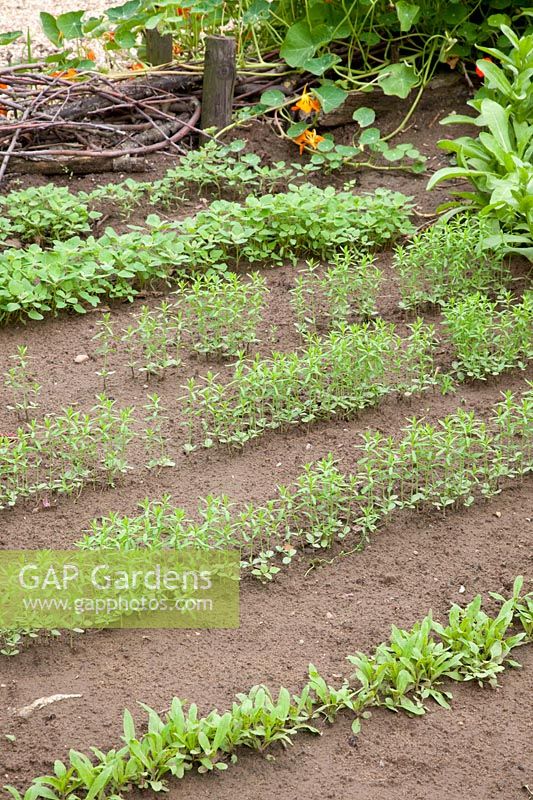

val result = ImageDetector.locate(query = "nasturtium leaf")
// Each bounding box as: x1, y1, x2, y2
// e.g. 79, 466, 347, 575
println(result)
113, 27, 137, 48
301, 53, 340, 76
243, 0, 272, 23
287, 121, 309, 138
487, 13, 511, 27
145, 13, 165, 29
0, 30, 23, 46
83, 16, 106, 34
395, 1, 420, 31
77, 59, 98, 70
442, 4, 469, 24
307, 2, 351, 36
259, 89, 286, 108
377, 62, 418, 98
360, 30, 380, 46
336, 144, 358, 157
382, 147, 405, 161
313, 81, 348, 113
317, 137, 335, 152
351, 718, 361, 735
359, 127, 381, 145
57, 11, 85, 40
107, 0, 143, 22
40, 12, 63, 46
280, 21, 332, 68
352, 106, 376, 127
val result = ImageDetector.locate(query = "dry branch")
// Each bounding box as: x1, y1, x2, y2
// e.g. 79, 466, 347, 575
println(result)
0, 68, 203, 180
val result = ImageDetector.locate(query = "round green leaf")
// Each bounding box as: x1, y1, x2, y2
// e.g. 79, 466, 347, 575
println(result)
313, 81, 348, 113
377, 63, 418, 99
352, 106, 376, 127
259, 89, 286, 108
395, 1, 420, 32
40, 12, 63, 46
287, 121, 309, 138
280, 20, 332, 68
359, 127, 381, 145
57, 11, 85, 40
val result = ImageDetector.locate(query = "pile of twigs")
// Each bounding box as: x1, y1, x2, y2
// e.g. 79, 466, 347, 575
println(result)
0, 63, 203, 179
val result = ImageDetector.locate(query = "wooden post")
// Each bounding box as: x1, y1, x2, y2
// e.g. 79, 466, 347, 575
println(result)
201, 35, 236, 135
144, 29, 173, 66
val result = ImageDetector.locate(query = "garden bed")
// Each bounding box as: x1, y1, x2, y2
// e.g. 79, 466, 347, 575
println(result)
0, 80, 531, 798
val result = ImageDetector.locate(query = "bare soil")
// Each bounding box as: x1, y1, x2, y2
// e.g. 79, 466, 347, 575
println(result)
0, 79, 532, 798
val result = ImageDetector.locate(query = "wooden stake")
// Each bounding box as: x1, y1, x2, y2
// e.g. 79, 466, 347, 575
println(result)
144, 29, 173, 66
201, 35, 236, 135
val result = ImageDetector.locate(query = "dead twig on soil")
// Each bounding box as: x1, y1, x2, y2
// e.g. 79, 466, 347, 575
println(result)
0, 69, 204, 180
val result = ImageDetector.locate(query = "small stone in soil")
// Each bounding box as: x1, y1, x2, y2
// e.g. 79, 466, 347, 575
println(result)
74, 354, 89, 364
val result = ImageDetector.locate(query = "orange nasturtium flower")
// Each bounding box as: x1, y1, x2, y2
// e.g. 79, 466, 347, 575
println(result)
128, 62, 145, 71
476, 57, 492, 78
292, 128, 325, 155
173, 43, 183, 56
51, 67, 78, 80
0, 83, 8, 115
86, 49, 96, 61
176, 6, 191, 17
292, 85, 321, 115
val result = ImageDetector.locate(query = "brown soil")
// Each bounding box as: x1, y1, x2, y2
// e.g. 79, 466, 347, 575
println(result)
0, 77, 532, 798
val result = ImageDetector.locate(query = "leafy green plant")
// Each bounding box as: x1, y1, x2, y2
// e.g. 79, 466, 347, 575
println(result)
122, 303, 181, 380
5, 584, 530, 796
176, 271, 267, 357
0, 186, 412, 324
491, 576, 533, 641
394, 214, 507, 310
0, 395, 138, 510
443, 290, 533, 380
348, 614, 461, 715
0, 186, 101, 244
180, 319, 437, 448
143, 394, 175, 470
290, 249, 381, 336
93, 312, 117, 391
432, 595, 524, 686
150, 139, 297, 206
427, 25, 533, 258
4, 346, 41, 421
180, 185, 414, 267
78, 388, 533, 581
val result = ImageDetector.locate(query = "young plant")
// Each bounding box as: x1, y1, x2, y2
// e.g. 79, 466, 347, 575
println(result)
0, 186, 101, 244
394, 214, 507, 310
121, 303, 181, 380
4, 346, 41, 421
176, 271, 267, 357
443, 291, 533, 380
290, 249, 382, 335
432, 595, 525, 686
143, 394, 175, 470
93, 312, 116, 391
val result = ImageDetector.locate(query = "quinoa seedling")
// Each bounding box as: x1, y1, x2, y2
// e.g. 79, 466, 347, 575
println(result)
4, 346, 41, 421
93, 312, 117, 391
143, 394, 175, 470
